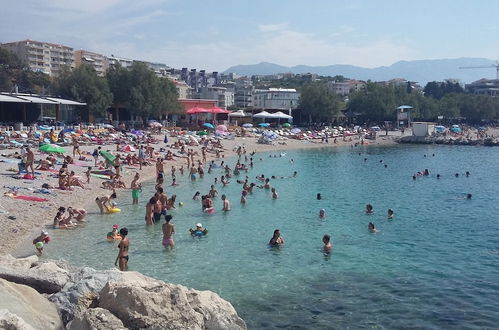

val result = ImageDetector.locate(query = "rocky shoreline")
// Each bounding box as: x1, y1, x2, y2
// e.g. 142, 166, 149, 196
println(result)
0, 254, 246, 330
397, 135, 499, 146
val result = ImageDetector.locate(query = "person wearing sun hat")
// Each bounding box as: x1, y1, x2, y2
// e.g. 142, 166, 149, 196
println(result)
189, 223, 208, 237
33, 230, 50, 255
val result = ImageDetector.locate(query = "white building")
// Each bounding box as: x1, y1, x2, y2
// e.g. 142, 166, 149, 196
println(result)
108, 55, 133, 69
327, 80, 365, 95
252, 88, 300, 110
1, 39, 74, 76
197, 86, 234, 109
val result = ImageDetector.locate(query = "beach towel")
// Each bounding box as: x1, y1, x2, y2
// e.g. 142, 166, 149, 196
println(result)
91, 173, 112, 179
4, 194, 48, 202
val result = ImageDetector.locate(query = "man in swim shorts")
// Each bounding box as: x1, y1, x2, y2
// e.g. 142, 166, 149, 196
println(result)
162, 215, 175, 247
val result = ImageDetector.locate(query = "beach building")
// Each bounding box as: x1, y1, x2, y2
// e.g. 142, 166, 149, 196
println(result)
252, 88, 300, 110
0, 92, 86, 125
412, 122, 435, 137
74, 50, 109, 76
0, 39, 73, 76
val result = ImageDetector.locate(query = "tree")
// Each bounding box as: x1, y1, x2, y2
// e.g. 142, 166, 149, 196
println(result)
298, 83, 340, 122
54, 64, 113, 117
0, 48, 51, 93
107, 62, 181, 121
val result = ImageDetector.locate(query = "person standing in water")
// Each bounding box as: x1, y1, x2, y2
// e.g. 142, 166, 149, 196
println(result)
221, 194, 230, 211
271, 187, 279, 199
269, 229, 285, 247
162, 215, 175, 248
130, 173, 141, 205
115, 227, 129, 271
322, 234, 332, 253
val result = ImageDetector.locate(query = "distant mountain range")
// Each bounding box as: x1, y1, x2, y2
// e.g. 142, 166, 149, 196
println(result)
224, 58, 498, 84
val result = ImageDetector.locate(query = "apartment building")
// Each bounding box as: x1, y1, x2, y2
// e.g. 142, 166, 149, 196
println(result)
74, 50, 109, 76
1, 39, 73, 76
196, 86, 234, 109
252, 88, 300, 110
108, 55, 133, 69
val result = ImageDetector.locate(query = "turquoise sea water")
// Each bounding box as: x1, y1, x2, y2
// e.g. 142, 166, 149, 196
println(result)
46, 145, 499, 329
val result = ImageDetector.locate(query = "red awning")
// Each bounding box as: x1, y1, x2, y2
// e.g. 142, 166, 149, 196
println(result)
186, 106, 211, 114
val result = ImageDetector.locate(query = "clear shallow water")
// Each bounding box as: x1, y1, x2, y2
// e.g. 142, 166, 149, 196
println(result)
46, 145, 499, 329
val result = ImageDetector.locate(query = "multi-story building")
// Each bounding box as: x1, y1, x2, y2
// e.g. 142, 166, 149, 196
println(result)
465, 79, 499, 96
173, 80, 192, 99
327, 80, 365, 95
74, 50, 109, 76
252, 88, 300, 110
196, 86, 234, 109
108, 55, 133, 69
1, 39, 73, 76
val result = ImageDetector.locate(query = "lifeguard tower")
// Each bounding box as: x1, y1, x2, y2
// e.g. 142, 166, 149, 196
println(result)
396, 105, 412, 129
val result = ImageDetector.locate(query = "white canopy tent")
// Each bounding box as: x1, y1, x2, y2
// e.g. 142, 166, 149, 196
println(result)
228, 110, 250, 117
272, 111, 293, 119
252, 111, 273, 118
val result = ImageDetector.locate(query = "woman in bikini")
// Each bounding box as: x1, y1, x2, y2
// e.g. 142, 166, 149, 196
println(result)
115, 227, 129, 271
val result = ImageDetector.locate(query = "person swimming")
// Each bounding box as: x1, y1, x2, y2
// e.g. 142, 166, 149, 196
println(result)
387, 208, 394, 219
319, 209, 326, 218
368, 222, 378, 233
317, 193, 322, 200
190, 223, 208, 237
365, 204, 374, 214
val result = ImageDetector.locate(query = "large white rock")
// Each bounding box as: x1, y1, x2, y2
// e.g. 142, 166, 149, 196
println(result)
0, 278, 63, 330
99, 271, 247, 330
0, 254, 38, 270
0, 261, 70, 294
67, 308, 126, 330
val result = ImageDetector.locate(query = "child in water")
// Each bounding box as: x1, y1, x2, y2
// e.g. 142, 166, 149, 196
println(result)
33, 231, 50, 255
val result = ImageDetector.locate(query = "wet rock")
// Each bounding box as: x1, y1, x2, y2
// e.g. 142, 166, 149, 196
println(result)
0, 278, 63, 329
99, 271, 247, 330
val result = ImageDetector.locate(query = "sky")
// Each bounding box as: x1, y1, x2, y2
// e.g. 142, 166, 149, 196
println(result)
1, 0, 498, 71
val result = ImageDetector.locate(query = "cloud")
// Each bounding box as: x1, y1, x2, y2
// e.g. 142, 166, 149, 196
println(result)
138, 25, 414, 71
258, 23, 289, 32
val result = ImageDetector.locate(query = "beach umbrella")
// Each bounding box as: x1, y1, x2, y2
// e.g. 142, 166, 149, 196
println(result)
39, 144, 65, 154
290, 128, 301, 134
100, 150, 116, 163
258, 123, 270, 127
282, 123, 291, 128
210, 107, 231, 114
273, 111, 293, 119
197, 131, 208, 136
203, 123, 215, 129
124, 145, 136, 152
216, 124, 227, 132
396, 105, 413, 110
242, 123, 253, 128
